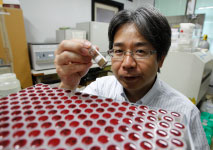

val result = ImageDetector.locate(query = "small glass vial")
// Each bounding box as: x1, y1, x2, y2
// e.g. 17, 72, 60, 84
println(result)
89, 45, 108, 68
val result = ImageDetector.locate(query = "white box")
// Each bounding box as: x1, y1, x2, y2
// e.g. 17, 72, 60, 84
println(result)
56, 29, 86, 43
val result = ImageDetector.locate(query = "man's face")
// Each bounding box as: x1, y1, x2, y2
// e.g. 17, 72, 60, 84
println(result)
111, 23, 164, 94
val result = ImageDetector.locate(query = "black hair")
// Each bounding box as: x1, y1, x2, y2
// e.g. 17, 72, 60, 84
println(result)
108, 5, 171, 61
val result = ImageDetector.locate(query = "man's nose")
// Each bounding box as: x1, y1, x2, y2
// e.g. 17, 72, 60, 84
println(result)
122, 54, 137, 70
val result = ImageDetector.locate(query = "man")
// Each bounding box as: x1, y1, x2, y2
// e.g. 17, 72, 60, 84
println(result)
54, 6, 209, 150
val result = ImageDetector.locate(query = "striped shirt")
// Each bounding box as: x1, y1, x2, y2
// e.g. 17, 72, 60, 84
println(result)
83, 75, 209, 150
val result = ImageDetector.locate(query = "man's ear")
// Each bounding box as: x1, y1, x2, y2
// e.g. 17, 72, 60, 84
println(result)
158, 56, 165, 68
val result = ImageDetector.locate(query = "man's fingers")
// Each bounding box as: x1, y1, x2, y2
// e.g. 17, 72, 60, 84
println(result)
55, 39, 92, 56
56, 62, 92, 77
55, 51, 92, 65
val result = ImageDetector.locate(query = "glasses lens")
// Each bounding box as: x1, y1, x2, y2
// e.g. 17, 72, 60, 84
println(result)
108, 49, 156, 60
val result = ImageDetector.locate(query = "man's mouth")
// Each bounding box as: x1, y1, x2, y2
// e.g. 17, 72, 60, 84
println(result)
122, 76, 140, 81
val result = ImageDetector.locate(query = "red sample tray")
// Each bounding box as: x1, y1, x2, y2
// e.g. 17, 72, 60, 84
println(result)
0, 84, 191, 150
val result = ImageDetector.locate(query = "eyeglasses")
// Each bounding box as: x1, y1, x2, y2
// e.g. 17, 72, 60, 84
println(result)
107, 49, 157, 60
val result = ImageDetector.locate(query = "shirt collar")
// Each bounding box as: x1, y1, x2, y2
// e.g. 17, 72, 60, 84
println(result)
120, 76, 160, 105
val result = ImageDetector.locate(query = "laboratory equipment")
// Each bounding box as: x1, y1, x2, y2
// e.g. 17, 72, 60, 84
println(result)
0, 83, 194, 149
76, 21, 109, 55
159, 51, 213, 104
29, 43, 58, 71
56, 28, 86, 43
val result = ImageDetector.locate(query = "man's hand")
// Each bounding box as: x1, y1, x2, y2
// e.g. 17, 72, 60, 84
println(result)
54, 39, 93, 89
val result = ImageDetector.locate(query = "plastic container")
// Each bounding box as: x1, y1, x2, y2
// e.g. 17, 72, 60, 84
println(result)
198, 34, 210, 51
179, 23, 195, 34
179, 23, 195, 41
178, 23, 195, 52
0, 73, 21, 98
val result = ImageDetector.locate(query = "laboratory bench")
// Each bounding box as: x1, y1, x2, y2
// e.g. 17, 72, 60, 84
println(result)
31, 69, 59, 84
31, 63, 112, 85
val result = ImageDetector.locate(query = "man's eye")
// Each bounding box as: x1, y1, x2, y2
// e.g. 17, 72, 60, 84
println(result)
135, 49, 147, 55
114, 49, 124, 54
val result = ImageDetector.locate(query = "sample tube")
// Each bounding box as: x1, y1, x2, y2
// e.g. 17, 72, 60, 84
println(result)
89, 45, 108, 68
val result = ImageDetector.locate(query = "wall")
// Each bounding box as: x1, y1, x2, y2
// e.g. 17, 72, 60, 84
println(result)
195, 0, 213, 54
19, 0, 91, 43
155, 0, 187, 16
19, 0, 154, 43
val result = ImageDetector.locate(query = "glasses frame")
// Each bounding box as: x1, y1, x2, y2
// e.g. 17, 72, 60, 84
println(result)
107, 49, 157, 60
